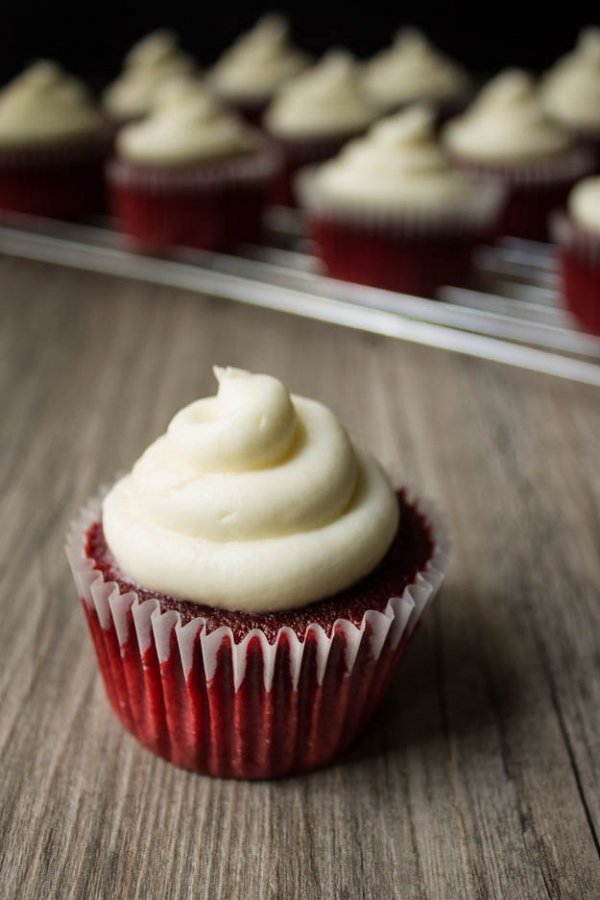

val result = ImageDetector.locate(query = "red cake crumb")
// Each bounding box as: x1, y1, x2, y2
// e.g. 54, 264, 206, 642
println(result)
85, 492, 434, 642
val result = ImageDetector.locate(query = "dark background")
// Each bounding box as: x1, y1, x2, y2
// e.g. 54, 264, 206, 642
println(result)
2, 2, 599, 87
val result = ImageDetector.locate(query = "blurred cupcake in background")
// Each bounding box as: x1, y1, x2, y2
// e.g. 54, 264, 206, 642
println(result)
102, 30, 197, 128
264, 50, 377, 207
552, 176, 600, 336
362, 28, 471, 121
298, 106, 503, 296
109, 80, 279, 252
541, 28, 600, 172
0, 61, 106, 220
208, 13, 310, 124
443, 70, 594, 241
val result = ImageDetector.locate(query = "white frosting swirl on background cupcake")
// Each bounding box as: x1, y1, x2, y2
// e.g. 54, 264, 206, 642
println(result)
362, 28, 469, 110
443, 70, 572, 163
102, 368, 399, 611
0, 61, 102, 147
541, 28, 600, 131
117, 81, 260, 165
102, 30, 197, 119
306, 106, 488, 214
208, 14, 309, 101
265, 50, 376, 138
568, 176, 600, 233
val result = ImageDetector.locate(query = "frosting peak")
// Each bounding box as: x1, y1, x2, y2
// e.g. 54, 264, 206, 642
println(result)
103, 30, 197, 119
541, 28, 600, 130
209, 14, 309, 101
102, 368, 399, 611
0, 61, 102, 147
117, 81, 259, 164
363, 27, 469, 110
265, 49, 375, 137
443, 69, 572, 162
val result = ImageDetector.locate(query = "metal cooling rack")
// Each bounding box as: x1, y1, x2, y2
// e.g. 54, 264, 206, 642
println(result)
0, 207, 599, 387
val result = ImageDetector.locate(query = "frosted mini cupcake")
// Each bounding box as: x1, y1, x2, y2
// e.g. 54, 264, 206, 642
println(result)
444, 69, 594, 240
265, 50, 377, 206
541, 28, 600, 171
0, 61, 106, 220
109, 81, 279, 252
362, 28, 471, 120
552, 176, 600, 335
298, 105, 503, 296
208, 14, 310, 123
102, 30, 197, 127
66, 367, 449, 778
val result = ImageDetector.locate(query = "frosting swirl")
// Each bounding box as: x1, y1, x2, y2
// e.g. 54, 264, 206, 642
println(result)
0, 61, 102, 147
444, 69, 572, 163
103, 30, 197, 119
102, 368, 399, 611
568, 176, 600, 234
362, 28, 469, 111
209, 14, 309, 101
541, 28, 600, 131
117, 81, 260, 165
306, 105, 489, 214
265, 50, 376, 137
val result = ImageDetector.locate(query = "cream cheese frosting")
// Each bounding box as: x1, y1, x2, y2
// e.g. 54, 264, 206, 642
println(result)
102, 367, 399, 611
0, 60, 102, 147
304, 105, 490, 215
541, 28, 600, 131
117, 81, 260, 165
102, 30, 197, 119
362, 28, 469, 111
443, 69, 572, 163
568, 176, 600, 233
265, 50, 376, 138
208, 14, 309, 101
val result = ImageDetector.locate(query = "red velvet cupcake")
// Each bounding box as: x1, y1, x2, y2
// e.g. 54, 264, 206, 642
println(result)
552, 176, 600, 336
66, 367, 450, 779
109, 82, 279, 253
208, 14, 310, 125
298, 106, 503, 297
0, 61, 107, 220
443, 70, 594, 241
264, 50, 377, 207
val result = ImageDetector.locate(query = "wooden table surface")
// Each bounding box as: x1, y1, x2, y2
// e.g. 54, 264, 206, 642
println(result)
1, 256, 599, 900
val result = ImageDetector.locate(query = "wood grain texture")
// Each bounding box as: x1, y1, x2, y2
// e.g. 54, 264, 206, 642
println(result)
0, 256, 599, 900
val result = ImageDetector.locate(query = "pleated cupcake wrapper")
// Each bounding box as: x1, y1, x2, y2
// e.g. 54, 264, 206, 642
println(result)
450, 145, 594, 188
65, 486, 449, 777
551, 212, 600, 267
66, 487, 450, 692
296, 166, 505, 238
108, 145, 280, 194
0, 132, 110, 168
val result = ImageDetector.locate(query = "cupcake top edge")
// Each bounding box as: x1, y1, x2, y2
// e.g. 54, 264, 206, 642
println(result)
116, 83, 261, 165
362, 27, 470, 109
443, 69, 573, 163
568, 175, 600, 234
103, 29, 197, 119
265, 49, 377, 138
208, 13, 310, 102
0, 60, 103, 147
541, 27, 600, 131
302, 104, 500, 215
101, 367, 400, 612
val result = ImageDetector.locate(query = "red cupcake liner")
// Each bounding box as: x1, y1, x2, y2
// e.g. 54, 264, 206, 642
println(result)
267, 129, 368, 207
450, 146, 595, 241
298, 168, 503, 296
108, 147, 280, 252
66, 487, 450, 780
552, 213, 600, 336
0, 136, 109, 221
